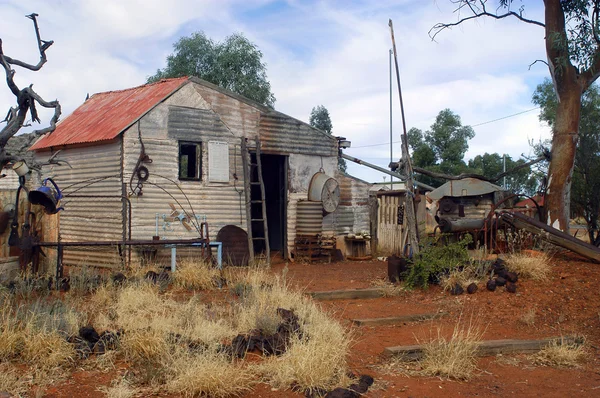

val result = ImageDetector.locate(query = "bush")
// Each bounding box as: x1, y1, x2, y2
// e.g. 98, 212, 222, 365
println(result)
404, 234, 472, 289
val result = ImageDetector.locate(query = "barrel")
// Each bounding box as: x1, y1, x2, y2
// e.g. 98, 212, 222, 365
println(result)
296, 201, 323, 235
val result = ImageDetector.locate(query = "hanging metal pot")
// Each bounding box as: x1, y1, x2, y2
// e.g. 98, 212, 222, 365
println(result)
29, 178, 63, 214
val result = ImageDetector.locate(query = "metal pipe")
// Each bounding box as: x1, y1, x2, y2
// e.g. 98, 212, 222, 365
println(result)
389, 48, 393, 190
341, 153, 435, 191
35, 237, 209, 248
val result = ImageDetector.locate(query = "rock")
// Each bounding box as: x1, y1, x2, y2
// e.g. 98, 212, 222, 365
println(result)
486, 279, 497, 292
325, 388, 360, 398
348, 374, 375, 394
467, 283, 478, 294
495, 276, 507, 287
231, 334, 249, 358
506, 272, 518, 283
496, 269, 509, 279
358, 374, 374, 387
79, 326, 100, 345
506, 282, 517, 293
450, 283, 464, 295
60, 277, 70, 292
144, 271, 158, 282
112, 272, 127, 285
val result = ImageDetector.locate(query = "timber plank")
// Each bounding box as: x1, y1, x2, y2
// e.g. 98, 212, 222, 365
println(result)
384, 336, 584, 360
309, 288, 385, 300
352, 312, 445, 327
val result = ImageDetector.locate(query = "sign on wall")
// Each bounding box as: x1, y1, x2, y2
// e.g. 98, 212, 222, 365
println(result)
208, 141, 229, 182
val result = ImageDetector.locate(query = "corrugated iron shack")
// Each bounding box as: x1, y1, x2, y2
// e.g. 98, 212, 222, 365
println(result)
30, 77, 372, 267
426, 178, 512, 235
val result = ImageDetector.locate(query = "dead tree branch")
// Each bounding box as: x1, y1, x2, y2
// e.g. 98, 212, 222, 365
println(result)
429, 0, 544, 41
0, 14, 60, 169
529, 59, 549, 70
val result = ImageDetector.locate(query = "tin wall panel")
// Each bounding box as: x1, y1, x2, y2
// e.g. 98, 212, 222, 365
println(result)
35, 140, 124, 267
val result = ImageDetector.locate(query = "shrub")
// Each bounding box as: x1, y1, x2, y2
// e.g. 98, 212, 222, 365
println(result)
404, 234, 472, 289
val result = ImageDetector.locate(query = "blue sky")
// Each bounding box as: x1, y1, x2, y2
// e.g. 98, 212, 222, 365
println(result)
0, 0, 551, 182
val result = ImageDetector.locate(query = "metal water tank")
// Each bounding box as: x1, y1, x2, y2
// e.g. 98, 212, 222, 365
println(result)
296, 201, 323, 235
308, 172, 340, 213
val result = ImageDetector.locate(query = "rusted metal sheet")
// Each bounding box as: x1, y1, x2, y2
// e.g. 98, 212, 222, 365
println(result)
323, 173, 371, 236
35, 140, 124, 267
192, 82, 262, 138
428, 178, 503, 201
31, 77, 188, 150
216, 225, 249, 266
259, 112, 337, 156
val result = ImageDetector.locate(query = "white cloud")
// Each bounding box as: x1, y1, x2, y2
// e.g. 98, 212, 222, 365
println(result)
0, 0, 554, 184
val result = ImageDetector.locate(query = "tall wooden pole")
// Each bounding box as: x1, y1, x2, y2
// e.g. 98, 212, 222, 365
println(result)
389, 19, 419, 256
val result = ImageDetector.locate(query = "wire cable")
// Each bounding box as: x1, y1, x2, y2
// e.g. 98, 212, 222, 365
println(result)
349, 107, 540, 149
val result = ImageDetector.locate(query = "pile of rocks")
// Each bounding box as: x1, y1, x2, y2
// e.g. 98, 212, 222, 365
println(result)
486, 258, 518, 293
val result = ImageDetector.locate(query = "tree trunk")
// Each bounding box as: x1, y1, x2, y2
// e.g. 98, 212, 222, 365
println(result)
545, 88, 581, 231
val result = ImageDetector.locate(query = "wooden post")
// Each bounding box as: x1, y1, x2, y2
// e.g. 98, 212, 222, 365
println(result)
389, 19, 419, 256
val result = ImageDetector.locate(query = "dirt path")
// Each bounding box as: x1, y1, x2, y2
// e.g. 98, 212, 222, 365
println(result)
265, 253, 600, 397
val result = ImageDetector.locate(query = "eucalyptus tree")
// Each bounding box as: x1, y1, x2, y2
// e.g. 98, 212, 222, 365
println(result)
432, 0, 600, 231
149, 32, 276, 108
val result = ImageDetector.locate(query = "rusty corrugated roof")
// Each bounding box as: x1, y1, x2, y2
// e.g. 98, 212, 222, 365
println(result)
30, 77, 189, 150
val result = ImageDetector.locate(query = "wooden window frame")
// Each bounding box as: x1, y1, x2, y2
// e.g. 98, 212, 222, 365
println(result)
178, 141, 202, 181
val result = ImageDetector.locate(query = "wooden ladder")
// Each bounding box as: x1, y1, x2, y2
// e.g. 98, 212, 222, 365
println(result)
241, 137, 270, 265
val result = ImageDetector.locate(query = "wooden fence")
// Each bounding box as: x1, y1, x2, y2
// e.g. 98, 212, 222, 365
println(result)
377, 194, 404, 255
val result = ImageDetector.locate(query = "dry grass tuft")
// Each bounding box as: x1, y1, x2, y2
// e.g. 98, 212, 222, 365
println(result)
120, 328, 171, 365
249, 278, 352, 392
414, 315, 484, 380
173, 258, 221, 290
21, 328, 75, 369
533, 338, 586, 368
369, 278, 405, 297
99, 377, 138, 398
167, 352, 256, 398
439, 268, 479, 292
0, 363, 29, 396
505, 252, 552, 281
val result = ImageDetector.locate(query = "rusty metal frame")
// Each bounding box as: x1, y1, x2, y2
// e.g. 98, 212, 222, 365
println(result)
36, 237, 211, 290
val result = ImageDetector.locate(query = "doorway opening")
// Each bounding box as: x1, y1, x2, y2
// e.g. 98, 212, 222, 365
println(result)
249, 153, 288, 259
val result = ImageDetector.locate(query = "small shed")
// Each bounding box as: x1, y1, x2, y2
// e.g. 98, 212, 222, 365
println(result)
426, 178, 511, 234
29, 77, 372, 267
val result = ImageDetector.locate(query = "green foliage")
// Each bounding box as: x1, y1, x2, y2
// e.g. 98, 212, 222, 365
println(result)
468, 153, 538, 195
408, 109, 475, 187
404, 234, 472, 289
309, 105, 333, 134
533, 78, 600, 245
148, 32, 275, 108
309, 105, 347, 172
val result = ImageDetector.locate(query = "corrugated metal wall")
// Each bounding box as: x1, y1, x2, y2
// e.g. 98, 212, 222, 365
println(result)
323, 173, 371, 236
260, 112, 337, 156
123, 97, 248, 252
36, 140, 124, 267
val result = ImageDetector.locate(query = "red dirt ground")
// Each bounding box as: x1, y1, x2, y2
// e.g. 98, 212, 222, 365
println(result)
40, 249, 600, 397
